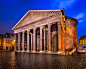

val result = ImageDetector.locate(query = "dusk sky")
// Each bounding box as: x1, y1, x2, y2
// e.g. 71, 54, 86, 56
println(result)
0, 0, 86, 41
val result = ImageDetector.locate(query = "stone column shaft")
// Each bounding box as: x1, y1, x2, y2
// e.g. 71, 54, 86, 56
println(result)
33, 28, 36, 52
27, 30, 30, 52
14, 33, 16, 51
31, 33, 33, 51
58, 22, 61, 51
18, 33, 20, 51
48, 24, 51, 51
22, 31, 25, 51
40, 26, 43, 51
44, 29, 46, 51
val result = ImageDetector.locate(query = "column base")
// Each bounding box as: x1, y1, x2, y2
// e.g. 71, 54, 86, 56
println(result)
39, 51, 44, 53
31, 50, 34, 52
47, 51, 52, 53
14, 50, 17, 52
57, 51, 63, 54
40, 51, 47, 53
26, 50, 30, 52
21, 50, 25, 52
32, 50, 36, 52
17, 50, 20, 52
40, 51, 43, 52
58, 49, 61, 51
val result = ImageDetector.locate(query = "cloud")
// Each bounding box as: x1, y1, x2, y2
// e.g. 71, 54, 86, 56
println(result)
59, 0, 75, 8
78, 20, 82, 22
75, 13, 84, 19
52, 0, 76, 9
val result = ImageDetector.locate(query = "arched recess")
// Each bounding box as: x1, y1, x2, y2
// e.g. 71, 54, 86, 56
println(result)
52, 34, 57, 51
51, 23, 58, 51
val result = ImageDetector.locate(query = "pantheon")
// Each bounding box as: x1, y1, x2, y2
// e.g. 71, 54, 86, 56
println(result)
12, 9, 78, 54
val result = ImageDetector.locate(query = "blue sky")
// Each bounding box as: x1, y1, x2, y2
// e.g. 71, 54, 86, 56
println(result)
0, 0, 86, 41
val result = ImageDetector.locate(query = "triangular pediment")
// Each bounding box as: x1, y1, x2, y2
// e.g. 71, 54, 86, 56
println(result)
12, 10, 61, 30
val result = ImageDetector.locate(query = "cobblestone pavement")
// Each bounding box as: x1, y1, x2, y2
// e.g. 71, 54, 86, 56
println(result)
0, 50, 86, 69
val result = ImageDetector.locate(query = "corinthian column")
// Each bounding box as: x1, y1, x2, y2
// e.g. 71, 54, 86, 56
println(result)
33, 28, 36, 52
44, 29, 46, 51
27, 29, 30, 52
48, 24, 51, 52
31, 33, 33, 51
57, 22, 61, 51
14, 33, 17, 51
18, 32, 20, 52
40, 26, 43, 52
22, 31, 25, 52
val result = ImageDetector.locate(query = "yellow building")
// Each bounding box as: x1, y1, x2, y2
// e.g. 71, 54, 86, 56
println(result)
78, 35, 86, 47
0, 33, 15, 50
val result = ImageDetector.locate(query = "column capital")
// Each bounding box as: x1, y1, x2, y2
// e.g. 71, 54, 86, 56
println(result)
18, 32, 20, 35
30, 33, 33, 35
52, 22, 56, 25
48, 24, 51, 26
22, 30, 25, 34
14, 30, 18, 34
27, 29, 30, 32
14, 33, 17, 35
40, 26, 43, 30
33, 28, 36, 31
43, 28, 46, 31
57, 22, 61, 25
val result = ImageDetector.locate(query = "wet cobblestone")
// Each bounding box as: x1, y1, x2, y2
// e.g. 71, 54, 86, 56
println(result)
0, 50, 86, 69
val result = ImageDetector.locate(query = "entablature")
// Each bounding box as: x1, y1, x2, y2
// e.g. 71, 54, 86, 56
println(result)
14, 16, 61, 33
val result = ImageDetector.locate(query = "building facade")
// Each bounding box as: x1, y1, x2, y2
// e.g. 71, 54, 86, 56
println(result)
12, 9, 78, 54
78, 35, 86, 47
0, 33, 15, 50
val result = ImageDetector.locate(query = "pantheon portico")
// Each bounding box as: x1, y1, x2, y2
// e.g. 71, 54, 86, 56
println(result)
12, 9, 78, 54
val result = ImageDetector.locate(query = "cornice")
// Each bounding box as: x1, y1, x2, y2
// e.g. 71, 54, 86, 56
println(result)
65, 16, 78, 24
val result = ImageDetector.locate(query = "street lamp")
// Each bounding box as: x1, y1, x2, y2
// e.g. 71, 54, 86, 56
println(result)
13, 40, 15, 50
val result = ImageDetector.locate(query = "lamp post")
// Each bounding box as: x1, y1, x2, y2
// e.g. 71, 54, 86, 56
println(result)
13, 40, 15, 50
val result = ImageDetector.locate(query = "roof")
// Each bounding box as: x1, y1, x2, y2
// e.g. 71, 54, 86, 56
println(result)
12, 9, 63, 30
79, 35, 86, 40
65, 16, 78, 24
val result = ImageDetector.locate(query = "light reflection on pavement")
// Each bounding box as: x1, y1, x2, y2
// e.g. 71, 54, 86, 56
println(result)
0, 50, 86, 69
